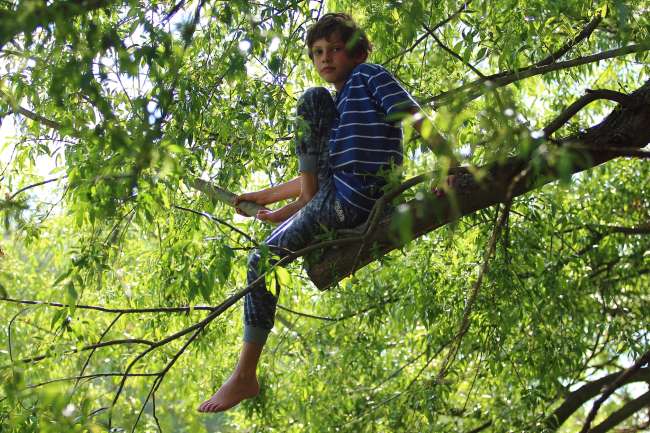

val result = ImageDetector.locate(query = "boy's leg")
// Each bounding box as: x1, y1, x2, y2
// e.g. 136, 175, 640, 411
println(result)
198, 87, 337, 413
198, 192, 327, 413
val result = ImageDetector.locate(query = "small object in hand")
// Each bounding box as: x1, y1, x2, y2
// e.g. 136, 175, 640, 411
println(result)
432, 175, 456, 198
432, 187, 446, 198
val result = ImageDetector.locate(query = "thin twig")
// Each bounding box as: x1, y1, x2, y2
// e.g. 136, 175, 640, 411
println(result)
7, 177, 64, 201
26, 372, 161, 390
0, 297, 216, 314
74, 313, 124, 394
8, 339, 155, 367
422, 22, 486, 78
173, 204, 256, 244
384, 0, 475, 64
434, 200, 511, 382
429, 42, 650, 107
537, 15, 603, 66
276, 304, 336, 321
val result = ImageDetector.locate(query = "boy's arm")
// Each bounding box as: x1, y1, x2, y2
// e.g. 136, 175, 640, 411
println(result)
236, 177, 302, 207
256, 171, 318, 224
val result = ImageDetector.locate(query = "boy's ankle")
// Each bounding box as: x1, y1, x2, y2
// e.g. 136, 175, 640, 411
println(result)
232, 367, 257, 380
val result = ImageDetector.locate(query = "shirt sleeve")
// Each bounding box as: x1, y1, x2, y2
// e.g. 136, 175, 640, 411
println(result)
364, 65, 419, 116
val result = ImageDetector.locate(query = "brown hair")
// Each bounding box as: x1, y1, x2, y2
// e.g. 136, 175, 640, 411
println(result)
306, 13, 372, 61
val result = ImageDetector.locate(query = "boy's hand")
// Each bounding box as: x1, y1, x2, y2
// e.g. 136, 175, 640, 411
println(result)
234, 192, 265, 216
433, 175, 457, 198
256, 209, 284, 224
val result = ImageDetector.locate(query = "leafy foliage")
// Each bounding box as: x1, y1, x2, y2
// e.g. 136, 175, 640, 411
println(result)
0, 0, 648, 432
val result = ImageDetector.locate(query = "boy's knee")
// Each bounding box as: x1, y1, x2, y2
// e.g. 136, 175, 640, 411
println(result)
247, 249, 261, 270
298, 87, 331, 109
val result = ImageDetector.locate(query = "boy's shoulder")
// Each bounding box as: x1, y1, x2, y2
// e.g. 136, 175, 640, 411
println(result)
351, 62, 388, 78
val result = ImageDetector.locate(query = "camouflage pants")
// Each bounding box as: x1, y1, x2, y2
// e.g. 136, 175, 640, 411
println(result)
243, 88, 368, 344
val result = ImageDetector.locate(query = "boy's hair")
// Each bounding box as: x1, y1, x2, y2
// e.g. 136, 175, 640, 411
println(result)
306, 13, 372, 61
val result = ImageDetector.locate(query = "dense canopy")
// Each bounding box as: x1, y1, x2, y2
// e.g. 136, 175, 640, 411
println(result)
0, 0, 649, 432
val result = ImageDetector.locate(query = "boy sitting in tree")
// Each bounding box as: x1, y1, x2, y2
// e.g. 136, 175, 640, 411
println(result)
199, 12, 449, 412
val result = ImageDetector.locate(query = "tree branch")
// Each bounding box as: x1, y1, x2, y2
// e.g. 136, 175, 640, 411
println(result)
7, 177, 64, 201
434, 201, 511, 382
172, 204, 256, 244
74, 313, 124, 394
466, 421, 492, 433
12, 338, 155, 366
544, 89, 635, 138
26, 372, 161, 390
0, 89, 63, 130
0, 297, 216, 314
591, 223, 650, 235
564, 145, 650, 159
429, 42, 650, 107
580, 350, 650, 433
384, 0, 475, 64
422, 22, 486, 78
186, 177, 264, 217
589, 390, 650, 433
545, 367, 650, 430
537, 15, 603, 66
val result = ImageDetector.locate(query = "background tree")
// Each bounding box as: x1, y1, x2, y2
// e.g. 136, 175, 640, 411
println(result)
0, 0, 648, 432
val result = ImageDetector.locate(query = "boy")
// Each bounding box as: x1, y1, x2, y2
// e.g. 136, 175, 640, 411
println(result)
198, 12, 444, 412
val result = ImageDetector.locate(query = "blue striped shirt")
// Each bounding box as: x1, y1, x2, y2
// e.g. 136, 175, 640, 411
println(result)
330, 63, 418, 213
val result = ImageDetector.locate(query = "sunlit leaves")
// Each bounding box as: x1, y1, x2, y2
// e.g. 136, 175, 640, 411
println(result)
0, 0, 648, 431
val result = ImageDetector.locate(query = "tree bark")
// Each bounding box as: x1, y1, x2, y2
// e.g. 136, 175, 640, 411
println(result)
545, 368, 650, 430
589, 390, 650, 433
307, 80, 650, 290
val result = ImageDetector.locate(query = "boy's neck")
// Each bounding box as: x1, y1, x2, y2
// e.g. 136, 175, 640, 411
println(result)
334, 62, 364, 91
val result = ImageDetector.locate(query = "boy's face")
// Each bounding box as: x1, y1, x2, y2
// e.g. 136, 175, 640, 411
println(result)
311, 33, 366, 91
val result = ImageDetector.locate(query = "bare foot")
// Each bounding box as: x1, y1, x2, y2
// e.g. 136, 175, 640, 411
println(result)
197, 374, 260, 413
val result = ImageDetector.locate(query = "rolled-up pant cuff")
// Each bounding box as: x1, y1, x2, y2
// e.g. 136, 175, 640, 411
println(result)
243, 325, 270, 345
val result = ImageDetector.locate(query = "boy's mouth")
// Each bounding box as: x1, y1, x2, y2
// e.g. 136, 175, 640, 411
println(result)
321, 67, 335, 73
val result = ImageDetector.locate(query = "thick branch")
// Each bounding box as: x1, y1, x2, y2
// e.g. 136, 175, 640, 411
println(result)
580, 350, 650, 433
308, 80, 650, 289
600, 223, 650, 235
544, 89, 635, 137
545, 367, 650, 430
589, 390, 650, 433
